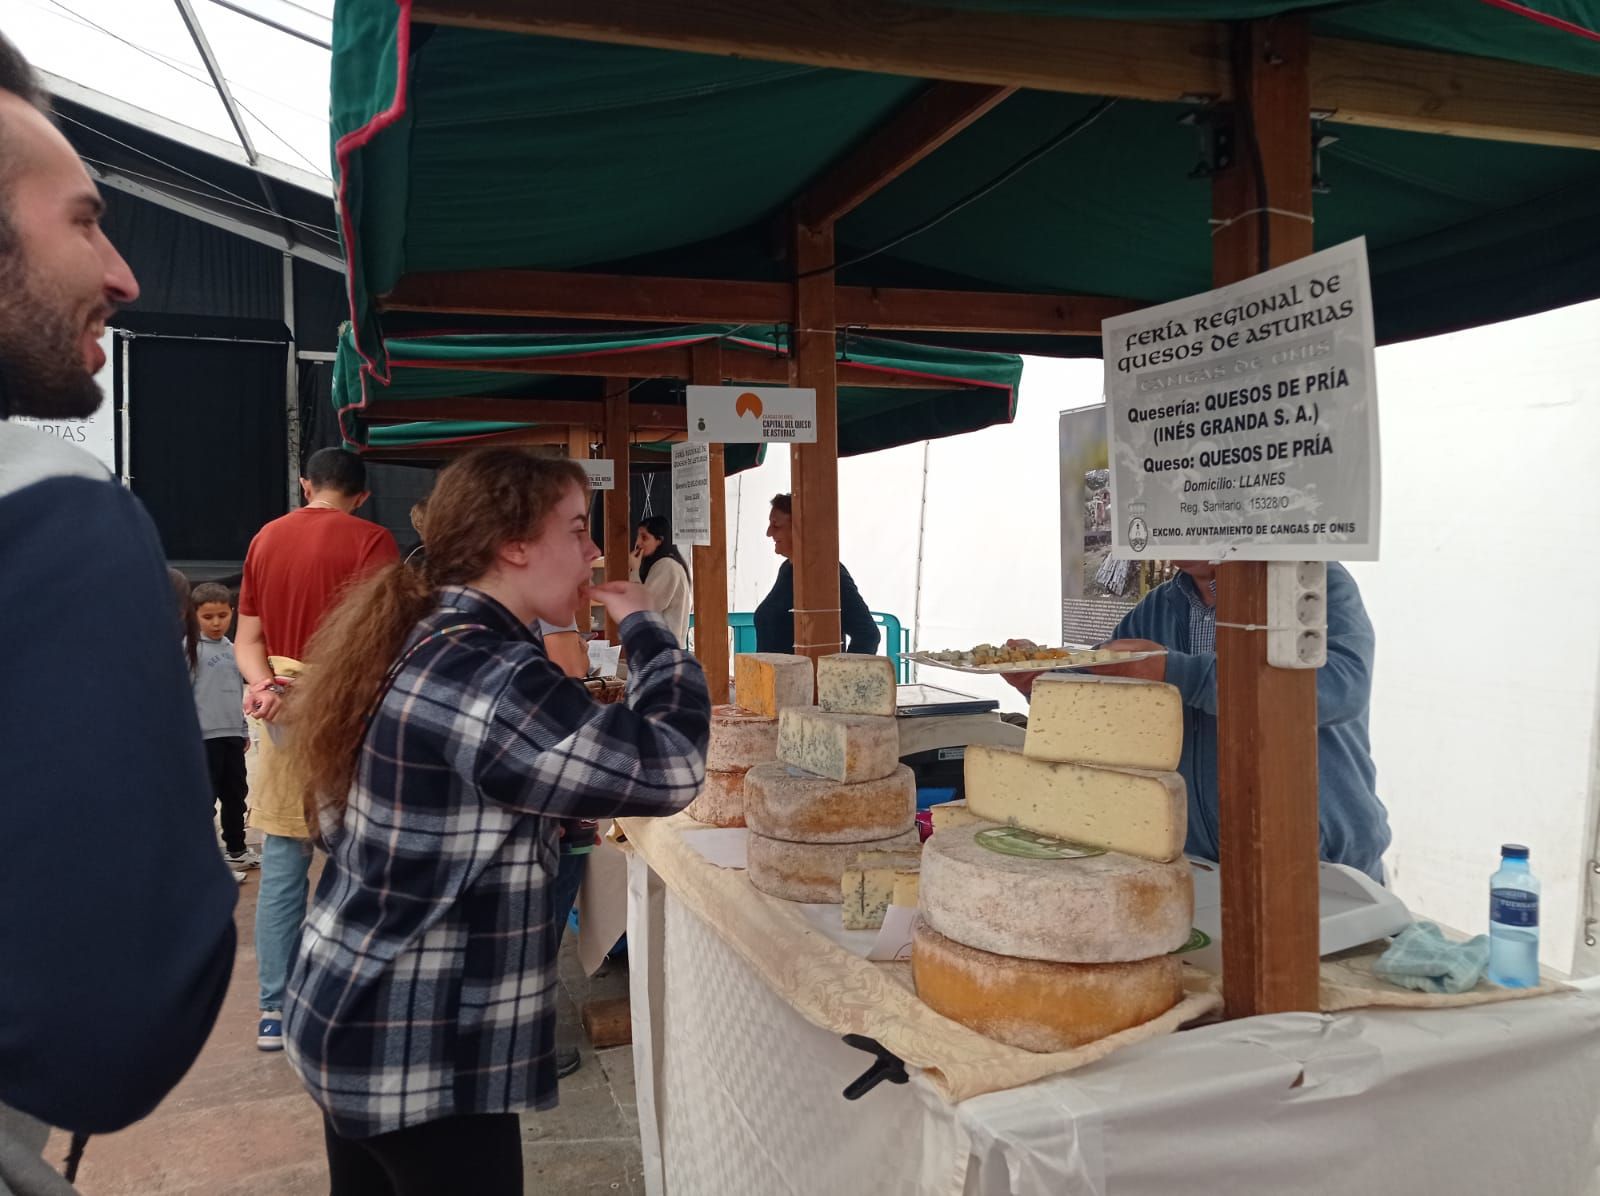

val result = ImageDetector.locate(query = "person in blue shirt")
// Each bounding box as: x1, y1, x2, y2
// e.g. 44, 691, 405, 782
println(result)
1009, 560, 1390, 881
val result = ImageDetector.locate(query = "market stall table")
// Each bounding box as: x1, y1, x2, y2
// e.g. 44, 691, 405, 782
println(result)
622, 817, 1600, 1195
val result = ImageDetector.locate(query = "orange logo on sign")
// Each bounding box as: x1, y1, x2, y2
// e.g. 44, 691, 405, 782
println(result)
734, 392, 764, 419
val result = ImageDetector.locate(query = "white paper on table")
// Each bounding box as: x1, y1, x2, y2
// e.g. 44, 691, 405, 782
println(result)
679, 826, 749, 869
868, 904, 918, 962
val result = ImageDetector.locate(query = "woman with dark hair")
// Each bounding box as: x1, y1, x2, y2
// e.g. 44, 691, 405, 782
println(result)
629, 514, 691, 648
276, 448, 710, 1195
753, 493, 879, 655
168, 566, 199, 675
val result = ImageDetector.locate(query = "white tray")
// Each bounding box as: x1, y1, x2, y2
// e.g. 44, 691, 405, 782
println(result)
902, 648, 1166, 675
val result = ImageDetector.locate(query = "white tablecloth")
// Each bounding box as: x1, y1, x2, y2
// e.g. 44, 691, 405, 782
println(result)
627, 854, 1600, 1195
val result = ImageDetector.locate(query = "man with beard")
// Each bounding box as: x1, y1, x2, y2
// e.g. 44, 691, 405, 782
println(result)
0, 34, 238, 1194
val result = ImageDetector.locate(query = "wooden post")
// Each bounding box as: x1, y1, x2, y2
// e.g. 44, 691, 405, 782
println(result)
790, 220, 842, 668
603, 378, 631, 643
690, 341, 731, 702
1212, 16, 1321, 1018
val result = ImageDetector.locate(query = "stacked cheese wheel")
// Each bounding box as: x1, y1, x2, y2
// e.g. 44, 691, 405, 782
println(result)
684, 653, 813, 827
744, 655, 920, 908
914, 674, 1195, 1052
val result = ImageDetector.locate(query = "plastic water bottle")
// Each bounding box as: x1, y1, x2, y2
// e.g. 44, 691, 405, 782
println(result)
1488, 844, 1540, 988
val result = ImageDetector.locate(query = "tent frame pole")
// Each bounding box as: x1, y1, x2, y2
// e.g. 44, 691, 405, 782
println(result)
690, 342, 731, 702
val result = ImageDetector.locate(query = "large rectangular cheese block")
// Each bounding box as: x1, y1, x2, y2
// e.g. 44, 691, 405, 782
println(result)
1023, 674, 1182, 770
964, 743, 1186, 862
817, 653, 897, 716
928, 800, 986, 832
841, 849, 921, 930
776, 706, 900, 783
733, 653, 814, 718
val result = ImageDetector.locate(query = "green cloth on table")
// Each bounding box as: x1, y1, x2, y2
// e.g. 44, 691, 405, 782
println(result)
1373, 921, 1490, 995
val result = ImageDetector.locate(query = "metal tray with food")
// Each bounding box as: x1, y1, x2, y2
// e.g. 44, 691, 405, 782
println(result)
902, 644, 1165, 675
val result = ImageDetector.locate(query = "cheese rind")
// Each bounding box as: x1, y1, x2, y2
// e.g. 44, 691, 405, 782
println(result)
841, 849, 921, 930
929, 800, 986, 832
817, 654, 898, 716
912, 920, 1183, 1052
744, 762, 915, 843
1023, 674, 1183, 770
733, 653, 814, 718
964, 743, 1186, 862
776, 706, 899, 783
706, 705, 779, 772
919, 821, 1193, 963
748, 828, 922, 904
684, 768, 747, 828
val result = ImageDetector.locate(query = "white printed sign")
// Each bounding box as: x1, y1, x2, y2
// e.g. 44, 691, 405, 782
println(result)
582, 459, 616, 491
686, 385, 817, 444
12, 328, 116, 473
1102, 237, 1380, 561
671, 442, 712, 547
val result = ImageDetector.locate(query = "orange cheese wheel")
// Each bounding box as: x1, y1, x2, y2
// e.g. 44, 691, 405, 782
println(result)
911, 920, 1183, 1052
706, 705, 779, 772
743, 762, 915, 843
684, 769, 747, 828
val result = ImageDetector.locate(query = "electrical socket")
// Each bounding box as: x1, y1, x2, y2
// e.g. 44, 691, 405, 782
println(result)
1267, 560, 1326, 669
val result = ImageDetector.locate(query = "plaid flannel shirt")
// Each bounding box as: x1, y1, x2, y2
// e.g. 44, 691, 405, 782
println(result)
284, 587, 709, 1138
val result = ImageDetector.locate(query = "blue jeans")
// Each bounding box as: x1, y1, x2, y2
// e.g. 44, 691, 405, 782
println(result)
256, 833, 313, 1012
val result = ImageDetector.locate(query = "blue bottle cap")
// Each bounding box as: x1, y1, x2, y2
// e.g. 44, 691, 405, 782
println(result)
1501, 843, 1530, 859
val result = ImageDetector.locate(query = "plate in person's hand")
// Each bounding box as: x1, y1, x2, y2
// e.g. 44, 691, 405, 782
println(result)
901, 648, 1166, 675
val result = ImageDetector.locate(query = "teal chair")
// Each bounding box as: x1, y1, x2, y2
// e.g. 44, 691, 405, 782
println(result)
692, 611, 910, 681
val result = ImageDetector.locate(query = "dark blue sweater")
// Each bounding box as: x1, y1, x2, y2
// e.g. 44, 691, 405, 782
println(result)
0, 459, 237, 1133
1113, 564, 1391, 880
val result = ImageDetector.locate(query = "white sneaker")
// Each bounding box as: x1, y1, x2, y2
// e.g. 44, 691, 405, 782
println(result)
225, 848, 261, 871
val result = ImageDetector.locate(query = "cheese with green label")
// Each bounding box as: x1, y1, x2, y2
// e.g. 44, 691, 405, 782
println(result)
1023, 674, 1182, 770
841, 849, 922, 930
912, 920, 1183, 1052
964, 743, 1186, 862
747, 828, 922, 904
817, 653, 898, 716
776, 706, 899, 783
918, 821, 1192, 962
733, 653, 814, 718
744, 762, 915, 843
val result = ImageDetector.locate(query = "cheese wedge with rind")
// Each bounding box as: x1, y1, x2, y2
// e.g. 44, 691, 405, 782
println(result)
733, 653, 814, 718
929, 800, 986, 832
744, 762, 915, 843
919, 821, 1192, 963
964, 743, 1186, 862
776, 706, 899, 783
817, 653, 897, 716
841, 849, 921, 930
1023, 674, 1182, 770
912, 920, 1183, 1052
684, 768, 747, 828
748, 828, 921, 904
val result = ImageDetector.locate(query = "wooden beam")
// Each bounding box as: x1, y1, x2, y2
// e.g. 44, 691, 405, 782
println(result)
360, 397, 687, 428
383, 269, 1132, 335
790, 221, 842, 667
1212, 17, 1320, 1021
395, 350, 930, 389
414, 0, 1600, 150
396, 346, 699, 381
835, 286, 1133, 335
796, 81, 1015, 227
603, 377, 631, 642
690, 341, 730, 703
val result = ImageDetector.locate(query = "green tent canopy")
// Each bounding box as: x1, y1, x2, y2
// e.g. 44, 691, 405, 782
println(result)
332, 324, 1024, 470
330, 1, 1600, 381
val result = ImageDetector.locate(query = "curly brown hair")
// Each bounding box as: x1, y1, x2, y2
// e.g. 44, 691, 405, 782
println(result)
274, 449, 589, 833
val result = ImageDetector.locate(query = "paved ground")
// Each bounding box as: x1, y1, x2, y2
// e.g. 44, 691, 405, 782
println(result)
47, 844, 642, 1195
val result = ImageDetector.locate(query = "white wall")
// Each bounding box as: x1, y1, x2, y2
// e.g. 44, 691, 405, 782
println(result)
719, 304, 1600, 969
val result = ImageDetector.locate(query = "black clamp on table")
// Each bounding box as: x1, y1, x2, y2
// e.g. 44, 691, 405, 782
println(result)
841, 1034, 908, 1100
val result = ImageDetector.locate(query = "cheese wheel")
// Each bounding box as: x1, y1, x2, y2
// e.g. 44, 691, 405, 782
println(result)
912, 920, 1183, 1052
817, 653, 897, 716
1023, 674, 1182, 770
776, 706, 899, 783
684, 768, 747, 828
743, 762, 915, 843
706, 705, 779, 772
733, 653, 813, 718
919, 821, 1192, 963
747, 828, 922, 903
